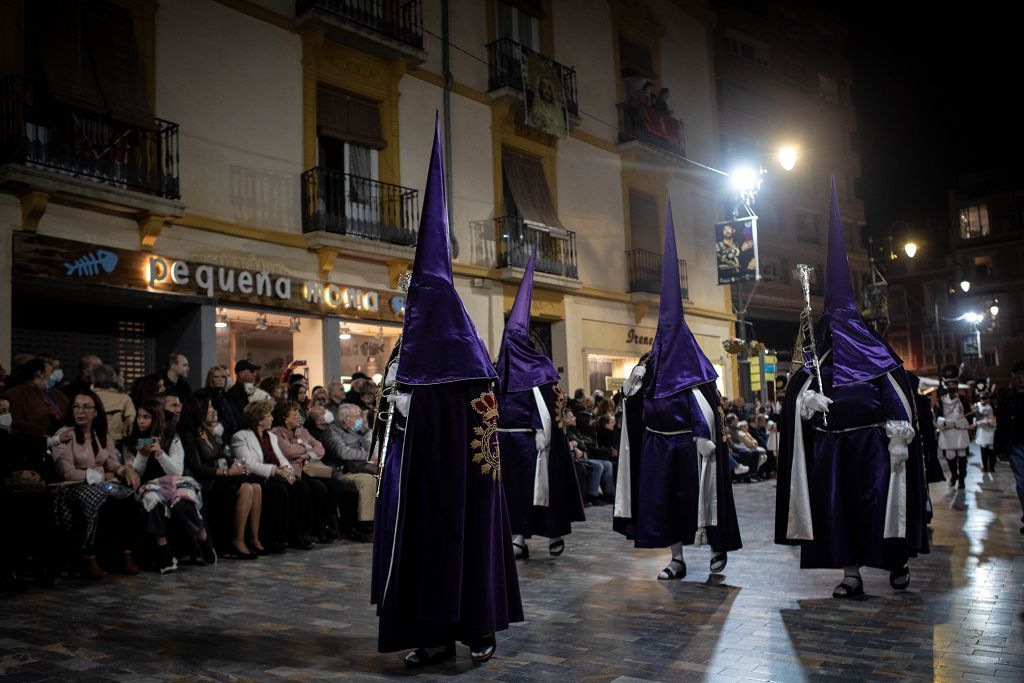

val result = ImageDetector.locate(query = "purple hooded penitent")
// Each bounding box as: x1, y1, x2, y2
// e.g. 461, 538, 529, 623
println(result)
396, 115, 496, 385
650, 199, 718, 398
495, 244, 561, 393
818, 177, 899, 387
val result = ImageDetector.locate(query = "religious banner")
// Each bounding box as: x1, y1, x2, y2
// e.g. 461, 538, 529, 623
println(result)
522, 50, 568, 139
715, 216, 759, 284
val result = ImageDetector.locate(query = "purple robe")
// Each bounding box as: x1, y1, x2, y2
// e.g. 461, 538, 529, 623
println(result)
496, 382, 585, 539
775, 356, 930, 570
371, 377, 523, 651
613, 379, 742, 552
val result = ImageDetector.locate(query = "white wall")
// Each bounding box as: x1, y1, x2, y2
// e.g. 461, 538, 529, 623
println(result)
156, 0, 305, 231
553, 0, 617, 144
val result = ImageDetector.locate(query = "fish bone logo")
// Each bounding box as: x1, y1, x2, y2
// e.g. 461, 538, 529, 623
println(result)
64, 249, 118, 277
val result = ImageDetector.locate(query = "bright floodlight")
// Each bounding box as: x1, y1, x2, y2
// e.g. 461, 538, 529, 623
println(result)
903, 242, 918, 258
964, 311, 984, 324
778, 147, 798, 171
730, 165, 760, 192
959, 280, 971, 293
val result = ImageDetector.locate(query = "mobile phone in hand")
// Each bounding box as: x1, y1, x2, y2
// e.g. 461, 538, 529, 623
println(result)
136, 436, 156, 448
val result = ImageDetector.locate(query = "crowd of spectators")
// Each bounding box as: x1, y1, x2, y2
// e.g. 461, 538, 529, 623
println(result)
0, 352, 381, 591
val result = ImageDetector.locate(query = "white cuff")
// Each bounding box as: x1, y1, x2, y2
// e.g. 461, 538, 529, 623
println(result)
85, 468, 103, 485
696, 437, 716, 459
622, 364, 646, 397
387, 392, 411, 417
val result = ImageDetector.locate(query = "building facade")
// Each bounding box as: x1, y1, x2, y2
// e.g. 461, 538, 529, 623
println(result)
711, 0, 868, 380
1, 0, 738, 395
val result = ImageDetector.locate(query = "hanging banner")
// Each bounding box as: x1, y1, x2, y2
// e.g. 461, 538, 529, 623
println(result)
962, 331, 981, 358
522, 50, 568, 139
715, 216, 760, 284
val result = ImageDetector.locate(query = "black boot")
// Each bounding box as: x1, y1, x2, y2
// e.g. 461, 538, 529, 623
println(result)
957, 457, 967, 489
946, 457, 957, 487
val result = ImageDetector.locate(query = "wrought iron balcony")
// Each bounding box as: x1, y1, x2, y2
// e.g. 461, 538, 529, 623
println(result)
301, 166, 419, 246
0, 75, 180, 199
486, 38, 578, 116
626, 248, 688, 299
296, 0, 424, 50
617, 99, 685, 157
496, 216, 578, 279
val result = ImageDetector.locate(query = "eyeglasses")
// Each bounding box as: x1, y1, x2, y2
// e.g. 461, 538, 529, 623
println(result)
72, 404, 96, 412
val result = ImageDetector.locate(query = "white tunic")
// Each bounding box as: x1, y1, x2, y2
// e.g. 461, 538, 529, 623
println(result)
973, 402, 996, 447
937, 394, 971, 451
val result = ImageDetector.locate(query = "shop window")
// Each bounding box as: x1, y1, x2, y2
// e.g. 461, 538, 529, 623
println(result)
586, 353, 641, 395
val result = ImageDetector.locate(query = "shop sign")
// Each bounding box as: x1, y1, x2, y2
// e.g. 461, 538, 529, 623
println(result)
14, 233, 406, 322
581, 320, 657, 353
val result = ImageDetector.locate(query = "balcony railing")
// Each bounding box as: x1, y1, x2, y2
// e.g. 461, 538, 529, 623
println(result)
301, 167, 419, 246
617, 99, 685, 157
296, 0, 424, 49
486, 38, 579, 116
496, 216, 578, 279
626, 248, 688, 299
0, 75, 180, 199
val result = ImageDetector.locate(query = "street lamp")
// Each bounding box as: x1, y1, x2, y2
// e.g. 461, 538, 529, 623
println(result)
960, 279, 971, 293
903, 241, 918, 259
990, 303, 1000, 317
777, 146, 798, 172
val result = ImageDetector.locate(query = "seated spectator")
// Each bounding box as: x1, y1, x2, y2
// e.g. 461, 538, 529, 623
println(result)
1, 403, 61, 588
125, 398, 214, 573
570, 388, 587, 416
271, 400, 348, 543
259, 376, 285, 403
286, 382, 310, 419
231, 401, 314, 552
226, 359, 260, 424
313, 403, 376, 539
62, 354, 102, 400
344, 373, 371, 410
181, 395, 264, 560
52, 390, 142, 579
564, 410, 613, 504
90, 364, 135, 451
161, 353, 193, 402
326, 381, 346, 411
131, 374, 165, 409
203, 365, 240, 437
4, 357, 69, 437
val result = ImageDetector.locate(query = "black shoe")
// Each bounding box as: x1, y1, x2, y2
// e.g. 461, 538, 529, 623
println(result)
549, 538, 565, 556
832, 576, 864, 598
657, 558, 686, 580
223, 544, 259, 560
405, 642, 456, 668
512, 540, 529, 560
710, 552, 727, 574
156, 546, 178, 575
957, 480, 965, 490
470, 634, 497, 663
198, 538, 218, 566
889, 565, 910, 590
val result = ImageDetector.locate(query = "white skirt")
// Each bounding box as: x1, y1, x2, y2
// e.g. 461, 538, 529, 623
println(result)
975, 427, 995, 447
939, 428, 970, 451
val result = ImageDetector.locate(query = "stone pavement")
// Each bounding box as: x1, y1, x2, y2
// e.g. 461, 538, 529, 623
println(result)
2, 449, 1023, 681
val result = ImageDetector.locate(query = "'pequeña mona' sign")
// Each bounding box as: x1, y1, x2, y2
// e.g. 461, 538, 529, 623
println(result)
15, 233, 405, 322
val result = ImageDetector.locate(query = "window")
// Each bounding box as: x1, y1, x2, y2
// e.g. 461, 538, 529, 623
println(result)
796, 212, 820, 243
889, 288, 908, 322
959, 204, 990, 239
619, 34, 656, 101
628, 190, 660, 253
890, 335, 909, 361
818, 74, 839, 103
973, 255, 993, 281
726, 30, 770, 69
782, 59, 806, 87
761, 261, 778, 281
983, 350, 998, 367
496, 0, 539, 49
779, 9, 801, 41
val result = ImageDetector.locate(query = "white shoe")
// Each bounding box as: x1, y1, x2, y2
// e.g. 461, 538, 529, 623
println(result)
733, 464, 750, 475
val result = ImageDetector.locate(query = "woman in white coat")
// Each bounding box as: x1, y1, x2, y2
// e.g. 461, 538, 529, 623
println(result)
973, 392, 997, 472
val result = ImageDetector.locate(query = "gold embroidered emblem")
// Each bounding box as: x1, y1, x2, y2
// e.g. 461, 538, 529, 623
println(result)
553, 384, 567, 430
470, 391, 501, 480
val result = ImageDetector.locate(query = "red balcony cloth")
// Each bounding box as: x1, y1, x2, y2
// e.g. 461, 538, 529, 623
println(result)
642, 105, 680, 146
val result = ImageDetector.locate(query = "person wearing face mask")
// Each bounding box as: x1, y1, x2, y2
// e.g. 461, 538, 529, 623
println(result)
316, 402, 376, 540
0, 397, 10, 433
226, 360, 261, 425
2, 357, 69, 437
182, 395, 264, 560
936, 379, 972, 490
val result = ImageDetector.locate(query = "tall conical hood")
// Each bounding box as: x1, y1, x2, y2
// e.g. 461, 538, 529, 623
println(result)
495, 245, 561, 393
396, 116, 496, 385
651, 199, 718, 397
818, 176, 900, 386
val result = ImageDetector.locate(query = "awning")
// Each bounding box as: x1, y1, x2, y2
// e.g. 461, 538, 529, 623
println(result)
502, 148, 570, 238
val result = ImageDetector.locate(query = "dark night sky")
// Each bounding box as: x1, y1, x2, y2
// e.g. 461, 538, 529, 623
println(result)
843, 7, 1017, 240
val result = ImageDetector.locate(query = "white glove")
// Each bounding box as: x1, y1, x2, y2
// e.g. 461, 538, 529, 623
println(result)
535, 430, 548, 452
954, 417, 969, 430
696, 437, 716, 460
886, 420, 914, 469
85, 467, 103, 485
384, 361, 398, 388
800, 390, 833, 420
622, 364, 646, 397
387, 392, 411, 417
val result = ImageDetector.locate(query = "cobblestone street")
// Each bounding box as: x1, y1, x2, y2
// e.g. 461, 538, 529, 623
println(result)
2, 450, 1022, 681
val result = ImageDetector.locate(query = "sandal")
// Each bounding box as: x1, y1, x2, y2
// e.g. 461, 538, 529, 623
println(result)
889, 565, 910, 590
549, 538, 565, 556
512, 540, 529, 560
657, 558, 686, 580
470, 634, 496, 663
710, 552, 727, 574
404, 642, 455, 668
832, 577, 864, 599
